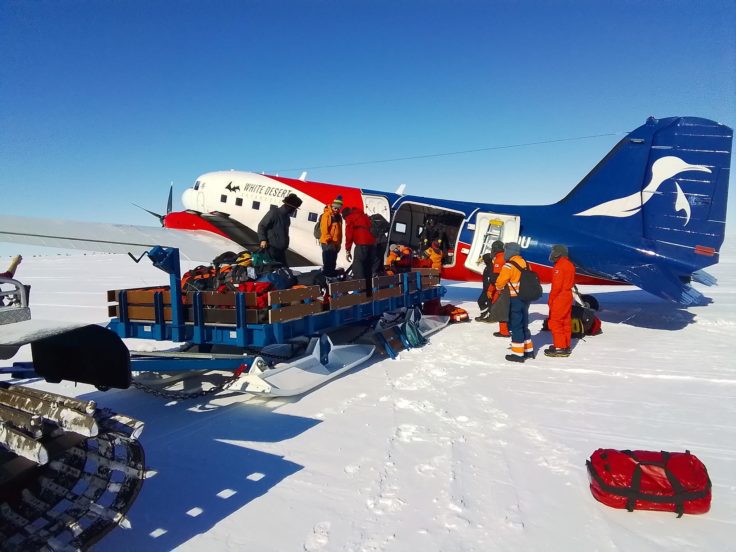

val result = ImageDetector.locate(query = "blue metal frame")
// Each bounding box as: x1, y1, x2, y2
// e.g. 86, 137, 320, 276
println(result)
107, 247, 446, 352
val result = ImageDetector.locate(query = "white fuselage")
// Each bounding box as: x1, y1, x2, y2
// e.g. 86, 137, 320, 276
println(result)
181, 171, 349, 267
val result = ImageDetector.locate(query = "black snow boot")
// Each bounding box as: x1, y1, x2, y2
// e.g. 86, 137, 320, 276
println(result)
524, 350, 535, 359
505, 354, 525, 363
543, 347, 571, 358
493, 331, 510, 338
474, 312, 489, 322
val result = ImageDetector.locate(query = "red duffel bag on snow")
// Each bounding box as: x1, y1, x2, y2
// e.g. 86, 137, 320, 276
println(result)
586, 449, 711, 517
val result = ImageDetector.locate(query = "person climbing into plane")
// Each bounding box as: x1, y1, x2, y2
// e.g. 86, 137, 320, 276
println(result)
544, 244, 576, 358
423, 240, 443, 272
319, 195, 343, 276
257, 193, 303, 267
343, 206, 377, 293
495, 242, 533, 362
475, 252, 495, 321
476, 241, 510, 336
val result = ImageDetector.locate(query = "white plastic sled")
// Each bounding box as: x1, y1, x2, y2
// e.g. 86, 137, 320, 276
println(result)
232, 335, 375, 397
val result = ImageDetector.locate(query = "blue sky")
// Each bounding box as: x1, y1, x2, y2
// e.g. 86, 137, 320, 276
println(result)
1, 0, 734, 256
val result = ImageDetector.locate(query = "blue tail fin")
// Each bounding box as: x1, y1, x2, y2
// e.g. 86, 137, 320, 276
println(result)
558, 116, 732, 274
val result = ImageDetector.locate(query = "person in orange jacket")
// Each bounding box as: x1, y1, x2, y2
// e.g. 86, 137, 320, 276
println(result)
386, 244, 402, 267
319, 195, 343, 275
423, 240, 443, 271
544, 244, 576, 357
385, 244, 412, 271
495, 242, 534, 362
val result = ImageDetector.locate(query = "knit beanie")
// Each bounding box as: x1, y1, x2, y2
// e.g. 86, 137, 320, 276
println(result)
504, 242, 521, 261
549, 244, 568, 263
332, 195, 344, 208
490, 240, 504, 256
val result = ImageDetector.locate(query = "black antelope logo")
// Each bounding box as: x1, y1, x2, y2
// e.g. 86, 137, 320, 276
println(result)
225, 182, 241, 193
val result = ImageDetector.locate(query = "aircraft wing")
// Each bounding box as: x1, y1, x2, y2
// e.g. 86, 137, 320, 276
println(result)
615, 263, 708, 306
0, 215, 240, 262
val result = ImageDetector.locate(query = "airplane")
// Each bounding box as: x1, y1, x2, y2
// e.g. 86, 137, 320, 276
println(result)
0, 116, 731, 306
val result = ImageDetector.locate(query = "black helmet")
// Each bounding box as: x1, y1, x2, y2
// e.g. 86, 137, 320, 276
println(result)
490, 240, 504, 256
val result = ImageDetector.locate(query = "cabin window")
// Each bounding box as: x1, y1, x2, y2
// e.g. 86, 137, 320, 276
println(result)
394, 222, 407, 234
308, 212, 318, 222
252, 201, 260, 210
220, 195, 227, 203
235, 198, 243, 207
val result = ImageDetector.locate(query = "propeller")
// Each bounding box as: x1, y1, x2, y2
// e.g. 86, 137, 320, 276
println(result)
133, 182, 173, 226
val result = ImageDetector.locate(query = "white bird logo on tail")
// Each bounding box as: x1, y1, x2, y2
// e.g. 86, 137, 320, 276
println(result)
574, 156, 711, 225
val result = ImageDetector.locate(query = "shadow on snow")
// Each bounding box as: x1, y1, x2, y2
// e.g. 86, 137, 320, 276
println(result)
79, 387, 318, 551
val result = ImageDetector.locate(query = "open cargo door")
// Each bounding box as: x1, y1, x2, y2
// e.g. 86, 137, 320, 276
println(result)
464, 212, 520, 274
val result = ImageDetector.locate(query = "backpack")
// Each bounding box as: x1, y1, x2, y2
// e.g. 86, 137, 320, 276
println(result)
369, 213, 390, 239
571, 305, 602, 338
218, 264, 256, 292
181, 265, 217, 292
507, 260, 543, 302
313, 218, 322, 240
257, 267, 297, 290
212, 251, 239, 266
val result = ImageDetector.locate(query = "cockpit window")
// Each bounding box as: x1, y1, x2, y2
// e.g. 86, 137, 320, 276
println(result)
194, 181, 200, 190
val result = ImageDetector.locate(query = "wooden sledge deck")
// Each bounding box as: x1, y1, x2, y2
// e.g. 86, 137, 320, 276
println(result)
107, 269, 443, 349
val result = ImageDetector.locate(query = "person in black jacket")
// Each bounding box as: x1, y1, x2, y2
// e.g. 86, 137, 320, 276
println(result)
475, 252, 495, 321
475, 240, 505, 322
257, 193, 302, 266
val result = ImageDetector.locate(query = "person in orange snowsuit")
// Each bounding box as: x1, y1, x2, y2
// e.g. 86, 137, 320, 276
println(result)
495, 242, 534, 362
544, 244, 576, 357
385, 244, 411, 272
423, 240, 443, 271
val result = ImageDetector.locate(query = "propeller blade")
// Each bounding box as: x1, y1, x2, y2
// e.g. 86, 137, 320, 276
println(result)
167, 181, 173, 215
132, 203, 165, 225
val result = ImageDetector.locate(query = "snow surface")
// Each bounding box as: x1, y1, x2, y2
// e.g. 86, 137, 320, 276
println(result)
2, 242, 735, 551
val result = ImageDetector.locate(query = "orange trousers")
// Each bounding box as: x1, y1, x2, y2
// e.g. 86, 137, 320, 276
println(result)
548, 292, 572, 349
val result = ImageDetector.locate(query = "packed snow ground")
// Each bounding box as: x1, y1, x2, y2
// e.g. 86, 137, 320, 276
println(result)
2, 241, 735, 552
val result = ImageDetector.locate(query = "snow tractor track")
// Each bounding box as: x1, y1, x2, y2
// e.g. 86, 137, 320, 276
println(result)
0, 384, 146, 551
